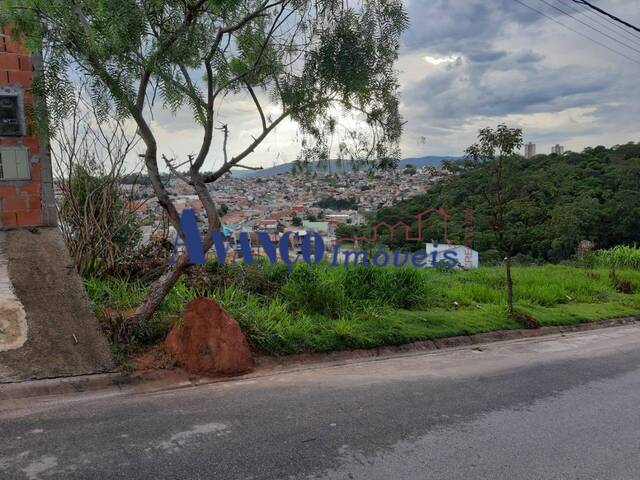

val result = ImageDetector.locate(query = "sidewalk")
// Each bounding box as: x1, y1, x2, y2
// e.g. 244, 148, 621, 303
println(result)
0, 228, 113, 382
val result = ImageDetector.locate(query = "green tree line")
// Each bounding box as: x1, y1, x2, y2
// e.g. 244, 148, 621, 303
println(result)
361, 142, 640, 264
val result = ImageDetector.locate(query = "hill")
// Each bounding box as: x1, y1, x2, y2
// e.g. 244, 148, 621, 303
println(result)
231, 155, 457, 177
355, 143, 640, 264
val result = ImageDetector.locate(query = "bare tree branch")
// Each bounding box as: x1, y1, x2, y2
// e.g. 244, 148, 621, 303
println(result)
233, 164, 264, 171
202, 109, 291, 183
161, 154, 192, 185
246, 82, 267, 131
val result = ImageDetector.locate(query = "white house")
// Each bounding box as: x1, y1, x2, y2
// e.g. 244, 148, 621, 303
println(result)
423, 243, 479, 269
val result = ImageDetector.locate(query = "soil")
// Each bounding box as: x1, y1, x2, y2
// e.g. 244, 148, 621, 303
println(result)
129, 346, 177, 371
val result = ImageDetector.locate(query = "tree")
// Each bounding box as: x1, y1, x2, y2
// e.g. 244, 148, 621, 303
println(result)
217, 203, 229, 218
403, 165, 416, 175
465, 125, 523, 317
291, 214, 303, 227
367, 142, 640, 265
314, 196, 358, 210
2, 0, 408, 324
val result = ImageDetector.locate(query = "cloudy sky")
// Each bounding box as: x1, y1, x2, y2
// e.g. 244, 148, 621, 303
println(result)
151, 0, 640, 170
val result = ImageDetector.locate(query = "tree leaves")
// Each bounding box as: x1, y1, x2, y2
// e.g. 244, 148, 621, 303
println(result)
3, 0, 407, 171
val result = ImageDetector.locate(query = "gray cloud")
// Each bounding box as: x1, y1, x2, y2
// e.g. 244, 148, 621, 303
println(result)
408, 53, 611, 122
403, 0, 541, 52
398, 0, 639, 155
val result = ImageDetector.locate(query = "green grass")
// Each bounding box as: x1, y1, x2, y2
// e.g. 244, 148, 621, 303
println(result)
85, 263, 640, 356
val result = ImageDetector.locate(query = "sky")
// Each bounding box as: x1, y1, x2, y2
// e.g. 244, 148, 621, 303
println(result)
149, 0, 640, 171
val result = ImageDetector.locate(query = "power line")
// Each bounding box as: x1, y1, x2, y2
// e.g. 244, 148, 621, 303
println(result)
571, 0, 640, 42
557, 0, 640, 45
535, 0, 640, 55
573, 0, 640, 34
512, 0, 640, 65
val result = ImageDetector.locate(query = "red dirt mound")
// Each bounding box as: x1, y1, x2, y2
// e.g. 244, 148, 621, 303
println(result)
165, 297, 253, 377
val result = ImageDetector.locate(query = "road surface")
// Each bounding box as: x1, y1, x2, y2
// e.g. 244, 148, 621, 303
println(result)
2, 325, 640, 479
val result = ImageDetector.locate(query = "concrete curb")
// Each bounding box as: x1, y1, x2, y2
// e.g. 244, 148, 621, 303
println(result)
1, 316, 638, 403
0, 369, 198, 403
254, 316, 639, 368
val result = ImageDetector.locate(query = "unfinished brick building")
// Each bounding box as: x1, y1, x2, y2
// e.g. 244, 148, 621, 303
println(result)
0, 25, 55, 228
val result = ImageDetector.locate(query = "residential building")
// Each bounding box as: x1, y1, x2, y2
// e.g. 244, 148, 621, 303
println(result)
0, 26, 56, 227
524, 142, 536, 159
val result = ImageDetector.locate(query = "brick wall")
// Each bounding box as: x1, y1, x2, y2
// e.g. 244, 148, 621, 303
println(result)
0, 25, 47, 228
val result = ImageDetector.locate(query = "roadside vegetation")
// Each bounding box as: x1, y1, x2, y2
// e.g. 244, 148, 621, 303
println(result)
86, 252, 640, 358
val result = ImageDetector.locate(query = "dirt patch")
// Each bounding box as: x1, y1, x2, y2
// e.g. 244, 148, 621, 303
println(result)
512, 312, 542, 329
129, 346, 177, 371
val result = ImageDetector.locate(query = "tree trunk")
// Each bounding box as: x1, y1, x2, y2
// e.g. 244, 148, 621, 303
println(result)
505, 256, 514, 316
128, 255, 190, 325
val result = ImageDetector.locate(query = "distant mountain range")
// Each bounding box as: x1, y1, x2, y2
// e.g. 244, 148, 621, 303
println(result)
231, 155, 459, 178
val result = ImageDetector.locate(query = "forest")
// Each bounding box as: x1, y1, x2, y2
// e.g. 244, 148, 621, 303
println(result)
356, 143, 640, 264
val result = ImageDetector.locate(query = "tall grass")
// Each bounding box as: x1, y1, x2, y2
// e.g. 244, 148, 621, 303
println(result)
594, 246, 640, 270
343, 265, 423, 308
281, 263, 347, 317
85, 262, 640, 355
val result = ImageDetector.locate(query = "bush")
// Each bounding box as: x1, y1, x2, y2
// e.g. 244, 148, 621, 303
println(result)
281, 263, 346, 317
58, 161, 141, 277
184, 259, 290, 298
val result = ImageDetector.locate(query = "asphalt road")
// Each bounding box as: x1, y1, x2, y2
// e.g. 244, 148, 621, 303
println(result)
2, 325, 640, 479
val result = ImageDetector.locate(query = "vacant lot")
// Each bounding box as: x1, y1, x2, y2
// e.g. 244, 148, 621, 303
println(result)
86, 261, 640, 359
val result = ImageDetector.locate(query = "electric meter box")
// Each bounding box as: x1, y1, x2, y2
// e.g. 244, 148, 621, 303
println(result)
0, 146, 30, 180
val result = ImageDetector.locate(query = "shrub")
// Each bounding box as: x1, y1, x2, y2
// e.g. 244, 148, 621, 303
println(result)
184, 259, 290, 298
281, 263, 346, 317
58, 157, 141, 277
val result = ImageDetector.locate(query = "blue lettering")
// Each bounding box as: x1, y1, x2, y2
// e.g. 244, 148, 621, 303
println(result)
175, 209, 205, 265
301, 232, 325, 265
443, 250, 459, 268
257, 231, 278, 264
412, 250, 428, 267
